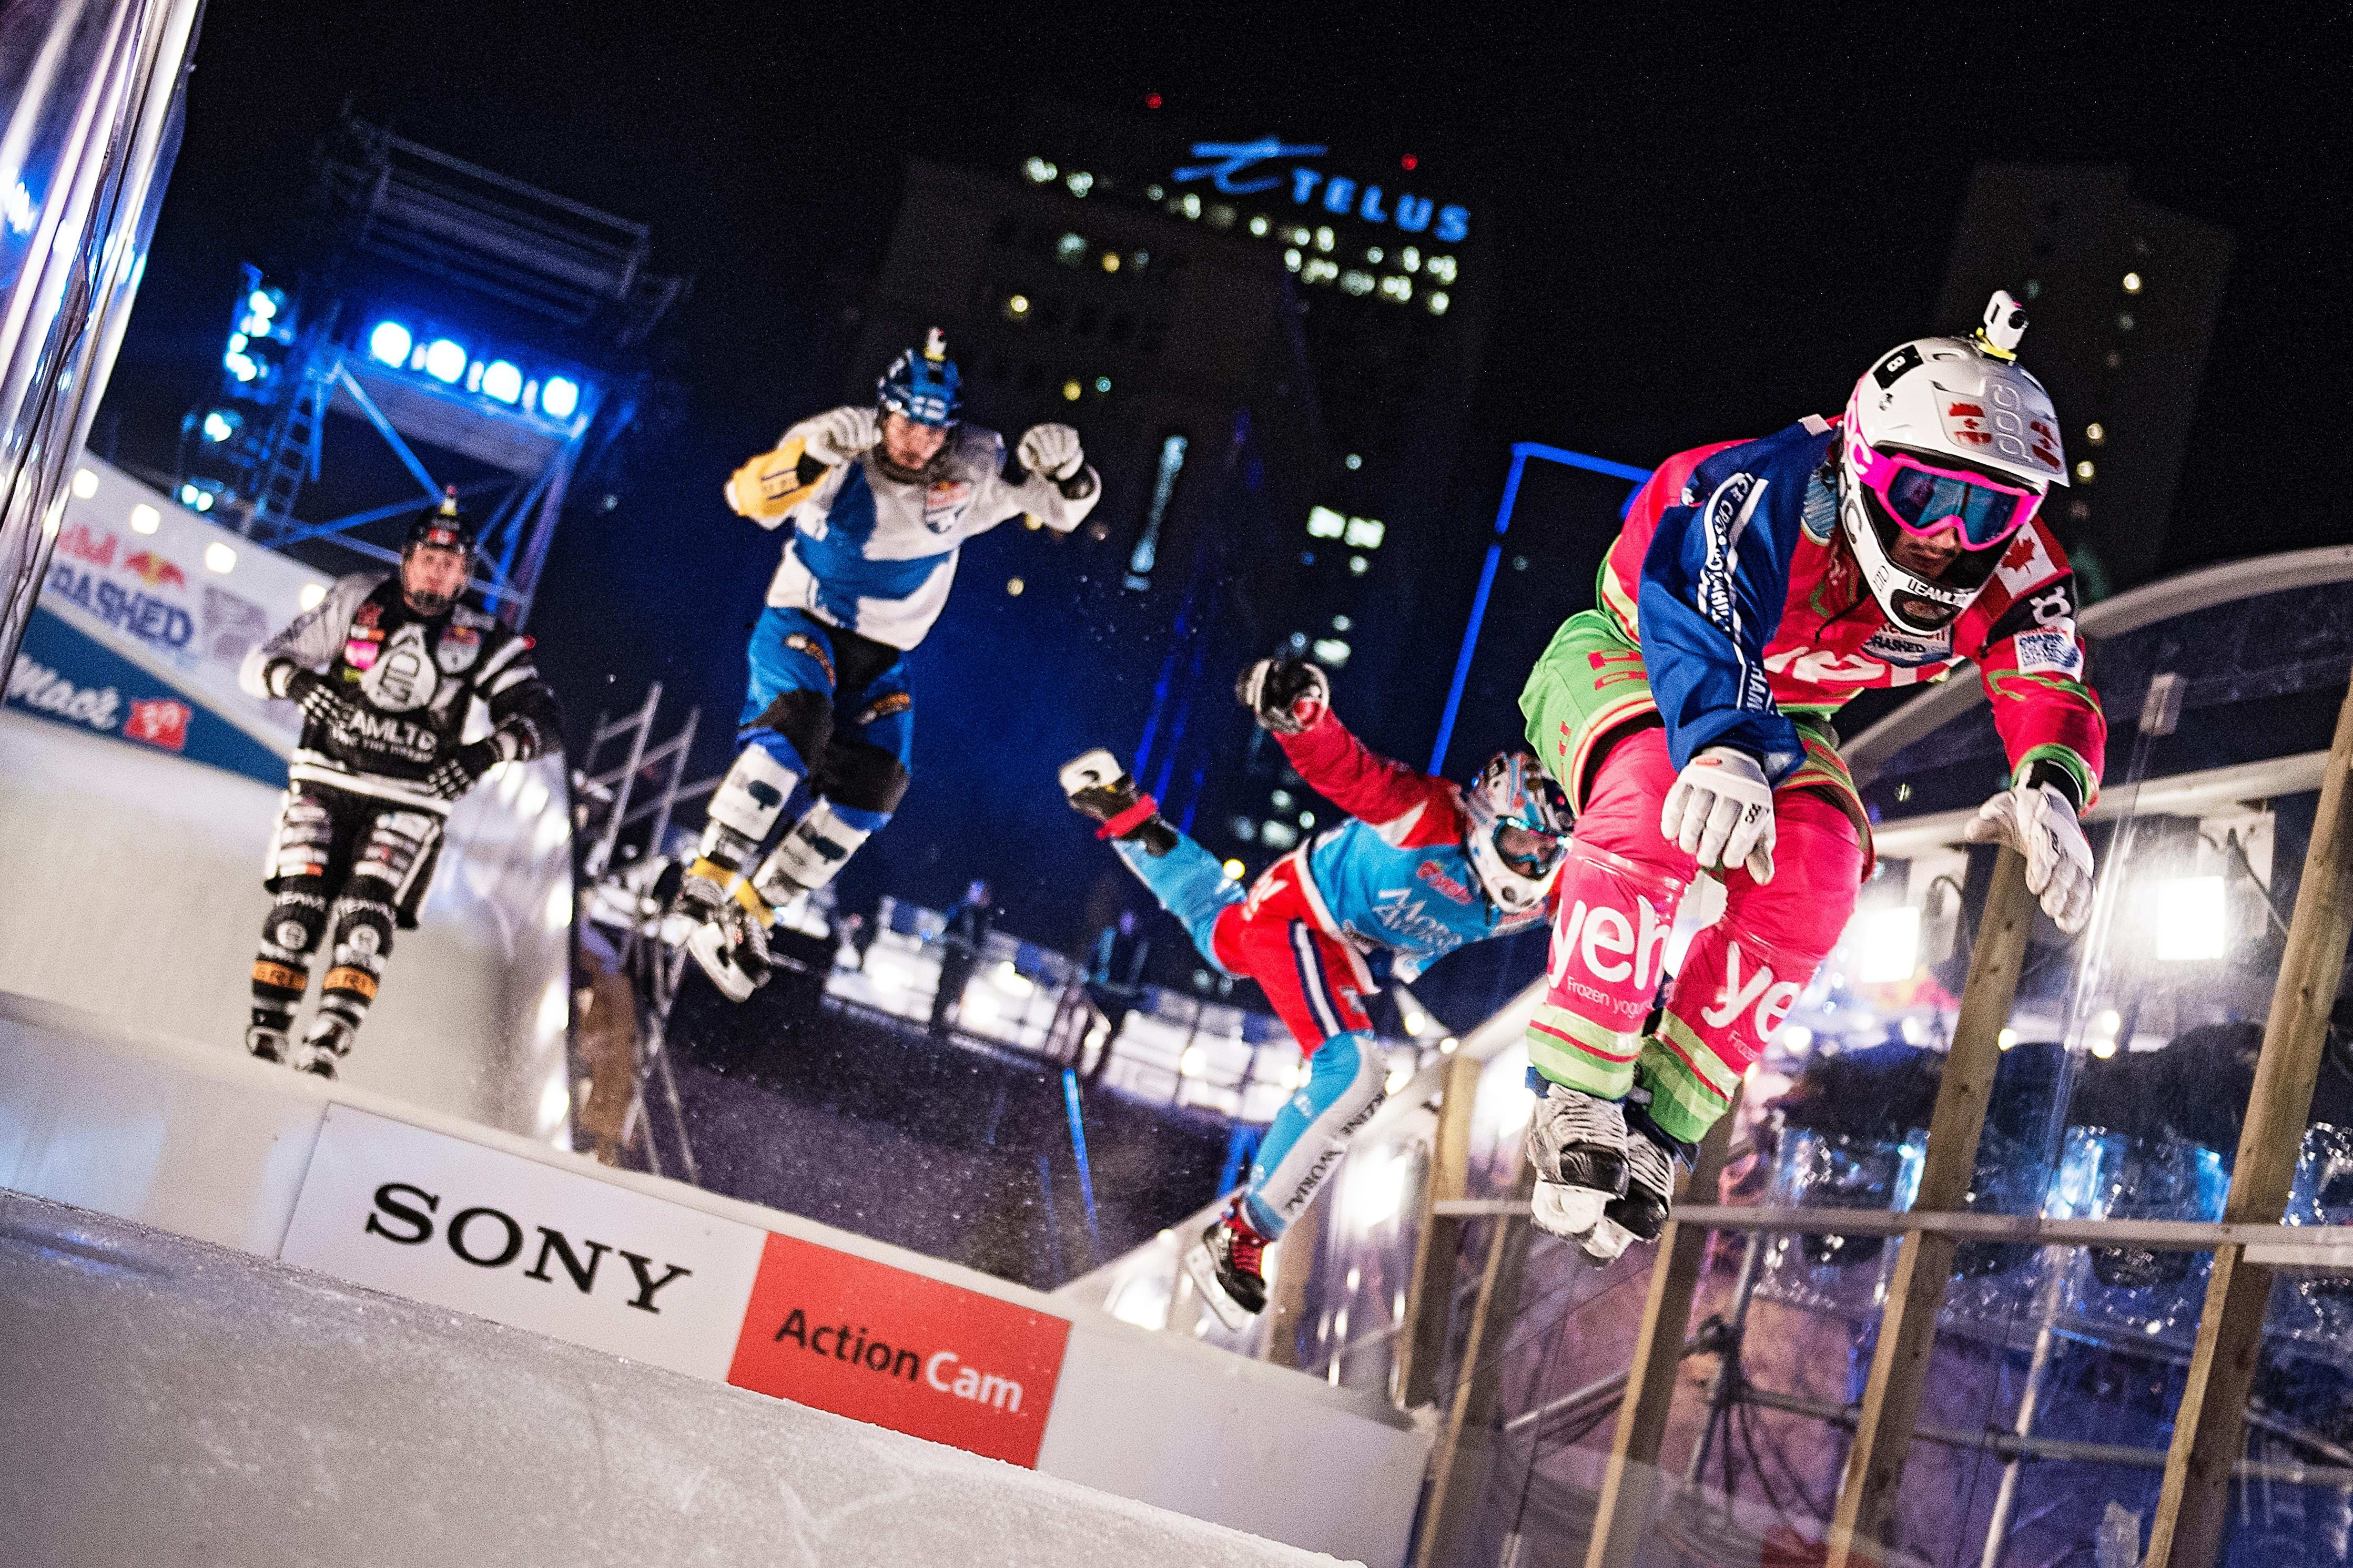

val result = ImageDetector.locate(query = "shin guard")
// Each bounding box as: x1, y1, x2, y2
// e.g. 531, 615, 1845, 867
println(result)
1243, 1030, 1388, 1239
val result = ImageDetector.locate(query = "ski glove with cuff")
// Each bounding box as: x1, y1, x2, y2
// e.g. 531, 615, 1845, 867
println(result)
1016, 422, 1086, 481
425, 736, 511, 802
802, 406, 878, 466
1964, 781, 2095, 934
1236, 657, 1330, 735
275, 663, 360, 732
1660, 746, 1777, 883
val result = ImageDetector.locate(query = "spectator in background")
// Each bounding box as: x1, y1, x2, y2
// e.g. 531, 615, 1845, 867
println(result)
834, 910, 873, 972
928, 880, 995, 1040
1083, 910, 1151, 1076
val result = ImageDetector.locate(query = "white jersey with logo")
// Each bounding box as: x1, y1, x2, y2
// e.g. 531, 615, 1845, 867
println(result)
760, 412, 1100, 650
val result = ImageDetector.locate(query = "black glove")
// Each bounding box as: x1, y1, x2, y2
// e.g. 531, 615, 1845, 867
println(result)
425, 737, 505, 801
1235, 657, 1331, 735
279, 664, 359, 731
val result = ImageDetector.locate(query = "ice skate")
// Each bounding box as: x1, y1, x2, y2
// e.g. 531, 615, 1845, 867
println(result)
1524, 1082, 1632, 1257
1585, 1102, 1692, 1260
1060, 749, 1179, 856
292, 1016, 355, 1079
686, 896, 774, 1003
1184, 1200, 1270, 1330
245, 1024, 288, 1064
662, 854, 734, 949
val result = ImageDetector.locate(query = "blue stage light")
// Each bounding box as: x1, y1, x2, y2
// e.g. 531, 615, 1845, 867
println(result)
368, 320, 413, 367
201, 410, 238, 442
481, 360, 523, 404
423, 338, 467, 384
248, 289, 278, 321
224, 351, 260, 383
540, 376, 580, 419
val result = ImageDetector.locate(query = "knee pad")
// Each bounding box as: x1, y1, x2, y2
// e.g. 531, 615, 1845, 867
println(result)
818, 737, 911, 816
744, 690, 831, 775
707, 742, 805, 846
323, 893, 397, 1001
260, 891, 328, 961
350, 811, 439, 907
1245, 1030, 1389, 1238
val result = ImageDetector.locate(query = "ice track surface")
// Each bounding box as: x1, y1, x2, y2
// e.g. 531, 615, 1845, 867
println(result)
0, 1192, 1354, 1568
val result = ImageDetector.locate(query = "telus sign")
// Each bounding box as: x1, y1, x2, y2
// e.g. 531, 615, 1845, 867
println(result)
1173, 138, 1470, 243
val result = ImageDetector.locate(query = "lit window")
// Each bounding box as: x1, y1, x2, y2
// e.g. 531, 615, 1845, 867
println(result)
1221, 859, 1245, 881
1181, 192, 1201, 220
1248, 215, 1270, 237
1306, 505, 1346, 538
1427, 290, 1450, 316
2075, 460, 2096, 482
1230, 817, 1259, 843
1208, 203, 1235, 230
1066, 170, 1094, 197
2122, 271, 2143, 293
1283, 248, 1303, 272
1145, 184, 1164, 201
1425, 254, 1457, 283
1062, 380, 1082, 402
1271, 790, 1294, 810
1301, 258, 1339, 285
1298, 810, 1317, 828
1332, 614, 1351, 632
1004, 293, 1031, 320
1314, 226, 1335, 252
1260, 820, 1299, 850
2085, 422, 2106, 444
1343, 516, 1385, 549
1312, 637, 1352, 667
1287, 632, 1309, 650
1094, 375, 1111, 394
1378, 275, 1413, 302
1401, 246, 1421, 272
1344, 453, 1362, 470
1349, 555, 1369, 576
1340, 270, 1375, 296
1006, 577, 1024, 596
1365, 246, 1384, 264
1023, 156, 1058, 184
1101, 251, 1120, 272
1290, 227, 1312, 246
1056, 232, 1086, 264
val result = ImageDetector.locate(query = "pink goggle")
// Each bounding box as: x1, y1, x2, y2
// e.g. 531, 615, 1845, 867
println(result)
1855, 443, 2042, 549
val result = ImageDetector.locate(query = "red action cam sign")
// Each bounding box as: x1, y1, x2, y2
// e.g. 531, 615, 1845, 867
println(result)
727, 1232, 1071, 1468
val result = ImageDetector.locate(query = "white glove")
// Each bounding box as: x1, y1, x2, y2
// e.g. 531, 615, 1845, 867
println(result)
1965, 782, 2095, 934
1017, 423, 1086, 481
1659, 746, 1777, 883
800, 406, 877, 466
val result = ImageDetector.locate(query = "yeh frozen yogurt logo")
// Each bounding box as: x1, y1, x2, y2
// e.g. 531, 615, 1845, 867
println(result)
1173, 138, 1470, 242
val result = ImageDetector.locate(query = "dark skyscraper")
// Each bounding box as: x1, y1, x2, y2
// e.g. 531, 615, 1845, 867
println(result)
1937, 165, 2232, 596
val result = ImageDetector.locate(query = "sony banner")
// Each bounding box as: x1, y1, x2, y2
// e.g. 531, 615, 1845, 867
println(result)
282, 1105, 769, 1380
281, 1105, 1076, 1467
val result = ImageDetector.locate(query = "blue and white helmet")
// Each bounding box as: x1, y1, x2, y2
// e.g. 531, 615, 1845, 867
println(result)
1464, 751, 1570, 912
877, 327, 962, 429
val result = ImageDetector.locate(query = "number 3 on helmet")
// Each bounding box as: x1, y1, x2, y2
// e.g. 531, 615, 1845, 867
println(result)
1465, 751, 1570, 912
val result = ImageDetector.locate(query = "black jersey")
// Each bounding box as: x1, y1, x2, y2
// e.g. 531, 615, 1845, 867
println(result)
240, 573, 559, 811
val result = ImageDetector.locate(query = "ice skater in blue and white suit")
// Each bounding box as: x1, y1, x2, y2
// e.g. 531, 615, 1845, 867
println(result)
668, 330, 1101, 999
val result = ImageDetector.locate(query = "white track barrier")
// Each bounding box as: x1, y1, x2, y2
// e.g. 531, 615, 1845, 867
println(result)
0, 994, 1430, 1564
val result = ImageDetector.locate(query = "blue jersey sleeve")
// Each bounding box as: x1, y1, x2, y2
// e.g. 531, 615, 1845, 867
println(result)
1637, 456, 1806, 781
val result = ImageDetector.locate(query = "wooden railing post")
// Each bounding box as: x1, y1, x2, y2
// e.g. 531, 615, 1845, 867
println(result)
1824, 846, 2038, 1567
1394, 1051, 1483, 1409
1412, 1164, 1538, 1568
1583, 1084, 1743, 1566
2146, 673, 2353, 1568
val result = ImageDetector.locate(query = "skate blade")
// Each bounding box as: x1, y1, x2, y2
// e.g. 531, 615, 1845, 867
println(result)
1530, 1180, 1611, 1242
1181, 1240, 1257, 1332
1058, 748, 1122, 798
656, 910, 699, 948
686, 922, 759, 1003
1578, 1217, 1640, 1265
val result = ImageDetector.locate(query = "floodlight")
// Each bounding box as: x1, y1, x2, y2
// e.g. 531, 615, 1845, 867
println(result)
368, 320, 412, 367
248, 289, 278, 320
201, 410, 237, 443
540, 376, 580, 419
423, 339, 467, 384
2154, 875, 2227, 961
481, 361, 523, 404
1854, 905, 1922, 984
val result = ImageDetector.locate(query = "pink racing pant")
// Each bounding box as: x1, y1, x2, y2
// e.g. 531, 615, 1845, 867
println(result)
1527, 726, 1865, 1143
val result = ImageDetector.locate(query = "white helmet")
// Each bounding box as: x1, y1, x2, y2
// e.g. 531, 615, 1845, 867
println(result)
1463, 751, 1569, 913
1839, 291, 2068, 635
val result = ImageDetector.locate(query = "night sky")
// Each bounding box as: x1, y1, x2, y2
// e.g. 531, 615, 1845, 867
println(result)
99, 4, 2347, 981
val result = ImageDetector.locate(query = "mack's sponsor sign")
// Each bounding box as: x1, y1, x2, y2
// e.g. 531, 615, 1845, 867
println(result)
727, 1233, 1071, 1468
281, 1106, 768, 1379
